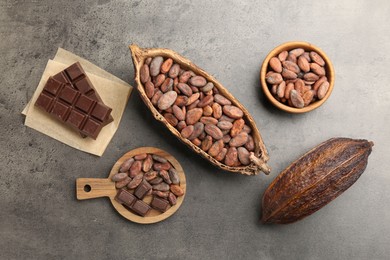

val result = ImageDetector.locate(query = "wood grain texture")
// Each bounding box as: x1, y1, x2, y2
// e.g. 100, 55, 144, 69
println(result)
261, 138, 373, 224
76, 147, 186, 224
260, 41, 335, 113
129, 44, 270, 175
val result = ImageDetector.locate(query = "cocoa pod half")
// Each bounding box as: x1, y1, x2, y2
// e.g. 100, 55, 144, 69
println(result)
261, 138, 373, 224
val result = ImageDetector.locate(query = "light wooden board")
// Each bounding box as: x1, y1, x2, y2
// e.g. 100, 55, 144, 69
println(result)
76, 147, 186, 224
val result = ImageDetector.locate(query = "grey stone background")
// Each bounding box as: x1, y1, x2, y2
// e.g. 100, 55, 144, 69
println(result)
1, 0, 389, 259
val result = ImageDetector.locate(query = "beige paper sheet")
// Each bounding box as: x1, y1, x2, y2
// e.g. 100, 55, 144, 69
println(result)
23, 49, 133, 156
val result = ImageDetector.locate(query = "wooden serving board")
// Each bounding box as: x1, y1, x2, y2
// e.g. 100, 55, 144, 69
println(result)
76, 147, 186, 224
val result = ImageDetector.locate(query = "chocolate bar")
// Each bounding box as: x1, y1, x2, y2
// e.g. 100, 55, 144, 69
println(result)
150, 196, 170, 212
134, 180, 152, 199
115, 189, 137, 208
131, 200, 151, 217
35, 77, 112, 139
53, 62, 113, 136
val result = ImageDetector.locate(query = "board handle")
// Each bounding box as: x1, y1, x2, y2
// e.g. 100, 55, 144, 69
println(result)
76, 178, 116, 200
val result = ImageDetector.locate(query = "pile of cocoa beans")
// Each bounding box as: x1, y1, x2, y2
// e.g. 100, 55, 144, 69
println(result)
112, 153, 183, 206
266, 48, 330, 108
140, 56, 255, 167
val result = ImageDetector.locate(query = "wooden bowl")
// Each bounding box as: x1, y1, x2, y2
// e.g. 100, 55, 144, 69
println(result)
260, 42, 335, 113
76, 147, 186, 224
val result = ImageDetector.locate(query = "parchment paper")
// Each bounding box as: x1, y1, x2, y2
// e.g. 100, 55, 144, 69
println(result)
22, 48, 133, 156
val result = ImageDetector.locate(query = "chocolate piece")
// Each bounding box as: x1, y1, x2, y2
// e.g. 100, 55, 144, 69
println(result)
150, 196, 170, 212
53, 62, 114, 136
131, 200, 151, 217
134, 180, 152, 199
115, 189, 136, 208
35, 77, 112, 139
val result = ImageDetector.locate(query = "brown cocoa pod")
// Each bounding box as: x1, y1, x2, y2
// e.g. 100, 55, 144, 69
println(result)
297, 56, 310, 72
290, 90, 304, 108
278, 51, 288, 61
208, 139, 224, 157
223, 105, 243, 119
225, 147, 238, 166
129, 160, 142, 177
160, 78, 173, 93
175, 95, 189, 107
269, 57, 282, 73
237, 147, 251, 165
186, 108, 203, 125
203, 105, 213, 116
112, 172, 128, 182
205, 124, 223, 140
282, 68, 297, 79
189, 75, 207, 87
317, 81, 330, 100
214, 94, 232, 106
119, 158, 134, 173
145, 81, 155, 99
168, 192, 177, 205
159, 170, 172, 184
197, 95, 214, 108
170, 184, 184, 196
200, 116, 218, 125
144, 171, 158, 181
188, 122, 204, 140
229, 132, 249, 147
282, 61, 300, 74
164, 113, 178, 127
212, 103, 222, 119
230, 118, 245, 137
140, 64, 150, 84
201, 135, 213, 151
261, 138, 373, 224
161, 58, 173, 73
169, 63, 180, 78
116, 177, 132, 189
142, 154, 153, 172
157, 91, 177, 110
177, 83, 193, 97
310, 51, 325, 66
266, 73, 283, 84
172, 105, 185, 121
150, 56, 164, 77
215, 147, 228, 161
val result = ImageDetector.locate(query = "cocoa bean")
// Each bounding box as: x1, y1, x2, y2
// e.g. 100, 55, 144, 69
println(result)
245, 135, 255, 151
205, 124, 223, 140
145, 57, 152, 65
153, 190, 169, 198
277, 81, 286, 98
150, 56, 164, 77
145, 81, 155, 99
191, 138, 201, 146
163, 113, 177, 127
284, 82, 294, 99
278, 51, 288, 61
289, 48, 305, 57
230, 118, 245, 137
169, 63, 180, 78
229, 132, 249, 147
208, 139, 224, 157
177, 121, 187, 131
175, 95, 189, 107
155, 74, 166, 88
266, 72, 283, 84
168, 192, 177, 205
203, 105, 213, 116
140, 64, 150, 84
116, 177, 131, 189
294, 79, 305, 95
303, 72, 319, 82
186, 108, 203, 125
237, 147, 251, 165
127, 174, 143, 189
168, 168, 180, 184
186, 93, 200, 106
177, 83, 193, 97
282, 68, 297, 79
149, 177, 163, 185
282, 61, 300, 74
181, 125, 194, 138
191, 86, 199, 93
153, 182, 170, 192
286, 53, 297, 63
188, 122, 204, 140
179, 71, 192, 83
317, 81, 329, 100
154, 162, 171, 171
222, 134, 231, 144
197, 95, 214, 108
212, 103, 222, 119
225, 147, 238, 166
215, 147, 228, 161
172, 105, 185, 121
202, 82, 214, 92
159, 170, 172, 184
219, 115, 234, 122
217, 121, 233, 130
142, 155, 153, 172
290, 89, 304, 108
161, 58, 173, 74
242, 124, 252, 134
144, 171, 158, 181
201, 135, 213, 151
223, 105, 243, 119
302, 90, 315, 106
129, 160, 142, 177
152, 154, 168, 163
119, 158, 134, 173
187, 100, 200, 110
269, 57, 282, 73
297, 56, 310, 72
214, 94, 232, 106
189, 75, 207, 87
310, 51, 325, 66
160, 78, 173, 93
157, 91, 177, 110
112, 172, 128, 182
200, 116, 218, 125
170, 185, 184, 196
313, 76, 327, 91
310, 62, 325, 76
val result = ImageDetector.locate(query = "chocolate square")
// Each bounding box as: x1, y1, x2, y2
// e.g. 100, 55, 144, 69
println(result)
45, 77, 63, 96
115, 189, 137, 208
66, 109, 86, 129
134, 180, 152, 199
82, 118, 102, 139
131, 200, 151, 217
65, 62, 85, 81
35, 92, 54, 112
75, 95, 95, 113
74, 77, 93, 94
91, 102, 112, 122
150, 196, 170, 212
51, 101, 70, 120
59, 85, 79, 104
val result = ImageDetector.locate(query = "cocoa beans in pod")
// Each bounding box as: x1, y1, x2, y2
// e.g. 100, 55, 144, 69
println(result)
261, 138, 373, 224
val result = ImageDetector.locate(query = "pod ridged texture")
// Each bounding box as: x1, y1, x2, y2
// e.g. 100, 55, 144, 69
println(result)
261, 138, 373, 224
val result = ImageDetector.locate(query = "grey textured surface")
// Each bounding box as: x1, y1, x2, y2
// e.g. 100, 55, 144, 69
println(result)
1, 0, 389, 259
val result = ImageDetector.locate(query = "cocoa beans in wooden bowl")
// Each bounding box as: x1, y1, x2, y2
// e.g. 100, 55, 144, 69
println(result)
260, 42, 335, 113
130, 44, 270, 175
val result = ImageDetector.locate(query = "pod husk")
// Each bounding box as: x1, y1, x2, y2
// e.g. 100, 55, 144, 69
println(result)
130, 44, 270, 175
261, 137, 373, 224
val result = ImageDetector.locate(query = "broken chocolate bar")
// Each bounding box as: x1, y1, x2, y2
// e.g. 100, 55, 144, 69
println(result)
115, 189, 136, 208
134, 180, 152, 199
131, 200, 151, 217
150, 196, 170, 212
35, 76, 112, 139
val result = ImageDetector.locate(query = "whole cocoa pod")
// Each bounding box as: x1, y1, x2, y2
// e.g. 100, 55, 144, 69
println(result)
261, 138, 373, 224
